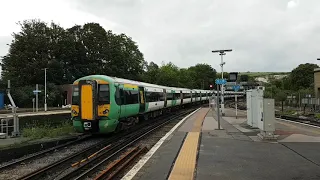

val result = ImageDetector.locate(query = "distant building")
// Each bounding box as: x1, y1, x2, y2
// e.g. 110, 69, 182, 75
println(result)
314, 68, 320, 98
60, 84, 73, 105
254, 74, 288, 83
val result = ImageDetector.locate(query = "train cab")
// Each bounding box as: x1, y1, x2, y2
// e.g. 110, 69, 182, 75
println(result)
71, 79, 111, 133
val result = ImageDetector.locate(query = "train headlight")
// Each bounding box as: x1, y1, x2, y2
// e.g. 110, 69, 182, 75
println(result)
103, 109, 109, 114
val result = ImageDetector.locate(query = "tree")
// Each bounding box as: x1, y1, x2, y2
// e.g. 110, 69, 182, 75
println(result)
1, 19, 146, 86
142, 61, 160, 84
1, 19, 66, 86
290, 63, 319, 90
240, 74, 249, 82
216, 72, 229, 80
276, 91, 287, 112
156, 62, 180, 87
188, 63, 217, 89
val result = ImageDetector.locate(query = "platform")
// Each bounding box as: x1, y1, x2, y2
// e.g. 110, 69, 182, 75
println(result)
0, 110, 70, 118
122, 107, 320, 180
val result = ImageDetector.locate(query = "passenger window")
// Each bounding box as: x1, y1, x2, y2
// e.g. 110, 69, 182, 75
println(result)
98, 85, 110, 104
72, 85, 79, 105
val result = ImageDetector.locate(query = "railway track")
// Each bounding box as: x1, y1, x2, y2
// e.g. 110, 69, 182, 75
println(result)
93, 145, 147, 180
276, 114, 320, 127
12, 107, 197, 180
0, 134, 92, 170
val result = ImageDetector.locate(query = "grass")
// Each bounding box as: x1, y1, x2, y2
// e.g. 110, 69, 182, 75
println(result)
314, 114, 320, 119
276, 109, 299, 116
22, 121, 75, 139
240, 72, 289, 77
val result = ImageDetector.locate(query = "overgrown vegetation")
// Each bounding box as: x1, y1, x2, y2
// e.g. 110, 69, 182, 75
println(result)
22, 121, 74, 139
262, 63, 318, 110
240, 72, 289, 77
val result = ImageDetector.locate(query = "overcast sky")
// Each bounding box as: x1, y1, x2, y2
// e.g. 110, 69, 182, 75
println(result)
1, 0, 320, 72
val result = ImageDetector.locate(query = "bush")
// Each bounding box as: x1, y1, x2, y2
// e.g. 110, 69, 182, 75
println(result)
22, 121, 74, 139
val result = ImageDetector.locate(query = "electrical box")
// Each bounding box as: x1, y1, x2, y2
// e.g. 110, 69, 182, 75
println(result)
246, 90, 253, 126
247, 89, 263, 128
258, 98, 275, 132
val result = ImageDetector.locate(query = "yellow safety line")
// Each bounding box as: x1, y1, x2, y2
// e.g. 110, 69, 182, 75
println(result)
168, 108, 209, 180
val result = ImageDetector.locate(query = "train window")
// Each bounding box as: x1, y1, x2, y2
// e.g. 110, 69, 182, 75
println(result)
167, 93, 173, 100
175, 93, 180, 99
183, 93, 191, 98
99, 85, 110, 104
145, 91, 164, 102
159, 92, 165, 101
130, 91, 139, 104
72, 85, 79, 105
124, 90, 139, 104
115, 87, 122, 105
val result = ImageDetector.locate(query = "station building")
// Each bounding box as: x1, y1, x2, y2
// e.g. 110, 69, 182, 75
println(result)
314, 68, 320, 98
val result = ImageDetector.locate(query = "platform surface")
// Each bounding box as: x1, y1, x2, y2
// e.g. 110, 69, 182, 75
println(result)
0, 110, 70, 118
123, 107, 320, 180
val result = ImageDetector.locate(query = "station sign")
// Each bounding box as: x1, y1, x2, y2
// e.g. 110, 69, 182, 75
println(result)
215, 79, 227, 85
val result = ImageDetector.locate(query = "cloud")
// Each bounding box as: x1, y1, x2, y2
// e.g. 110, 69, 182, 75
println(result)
287, 0, 299, 9
1, 0, 320, 73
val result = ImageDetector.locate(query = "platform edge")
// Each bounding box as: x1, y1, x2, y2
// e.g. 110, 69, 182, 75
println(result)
120, 107, 202, 180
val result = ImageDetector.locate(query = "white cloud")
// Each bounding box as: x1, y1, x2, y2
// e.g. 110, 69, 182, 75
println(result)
1, 0, 320, 73
287, 0, 299, 9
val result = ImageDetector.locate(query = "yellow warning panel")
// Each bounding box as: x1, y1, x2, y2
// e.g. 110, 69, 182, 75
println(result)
81, 85, 93, 120
98, 104, 110, 116
168, 132, 200, 180
192, 108, 209, 132
71, 105, 79, 117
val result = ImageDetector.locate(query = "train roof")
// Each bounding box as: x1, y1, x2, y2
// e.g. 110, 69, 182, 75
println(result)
73, 75, 210, 92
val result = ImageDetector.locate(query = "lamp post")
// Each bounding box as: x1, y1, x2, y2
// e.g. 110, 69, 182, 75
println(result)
212, 49, 233, 116
43, 68, 48, 112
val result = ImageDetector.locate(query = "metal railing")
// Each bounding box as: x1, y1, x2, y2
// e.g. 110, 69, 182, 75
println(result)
0, 118, 13, 138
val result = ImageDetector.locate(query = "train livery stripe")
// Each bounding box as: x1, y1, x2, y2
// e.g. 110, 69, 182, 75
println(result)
124, 84, 138, 89
73, 79, 108, 85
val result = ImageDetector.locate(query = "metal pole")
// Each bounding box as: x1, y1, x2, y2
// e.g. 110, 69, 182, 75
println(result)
220, 54, 225, 116
299, 92, 301, 112
235, 94, 238, 119
7, 80, 20, 137
32, 98, 35, 112
44, 68, 47, 112
217, 85, 221, 130
36, 84, 38, 112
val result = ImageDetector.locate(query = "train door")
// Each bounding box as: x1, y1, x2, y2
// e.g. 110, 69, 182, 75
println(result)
79, 80, 97, 121
163, 89, 167, 108
139, 86, 146, 113
118, 84, 126, 116
180, 90, 183, 105
190, 91, 193, 103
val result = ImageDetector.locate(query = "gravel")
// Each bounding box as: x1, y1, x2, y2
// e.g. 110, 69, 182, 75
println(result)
0, 138, 104, 180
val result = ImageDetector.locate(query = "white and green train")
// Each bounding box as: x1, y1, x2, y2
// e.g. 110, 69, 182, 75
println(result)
71, 75, 241, 134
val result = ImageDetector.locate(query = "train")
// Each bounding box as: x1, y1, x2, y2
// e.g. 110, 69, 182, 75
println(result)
71, 75, 244, 134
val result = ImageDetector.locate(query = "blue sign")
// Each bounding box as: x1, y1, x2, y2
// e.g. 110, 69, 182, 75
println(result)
33, 90, 41, 95
233, 85, 240, 91
215, 78, 227, 85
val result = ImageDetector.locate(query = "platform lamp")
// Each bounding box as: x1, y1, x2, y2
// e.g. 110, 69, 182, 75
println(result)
42, 68, 48, 112
212, 49, 233, 116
